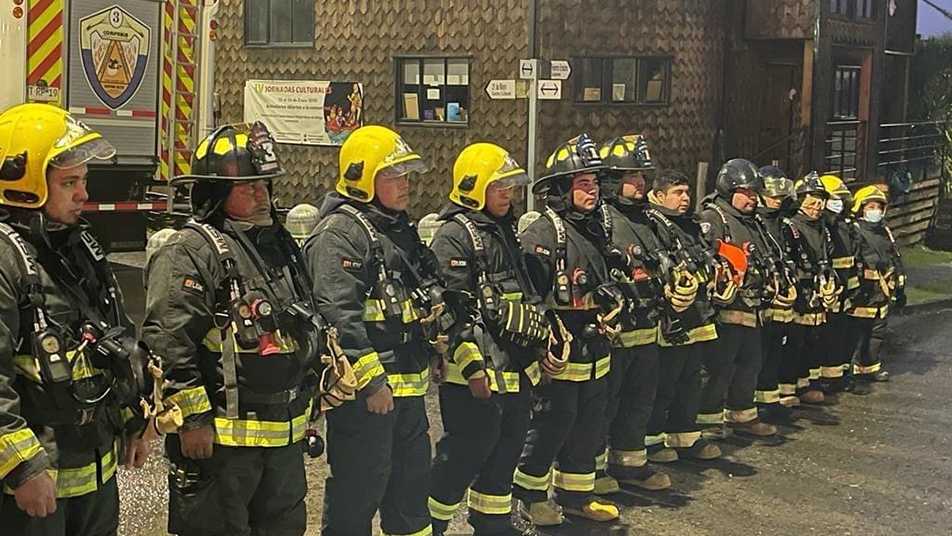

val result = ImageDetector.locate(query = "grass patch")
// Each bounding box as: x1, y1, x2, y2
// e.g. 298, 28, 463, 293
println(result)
905, 285, 952, 306
900, 246, 952, 269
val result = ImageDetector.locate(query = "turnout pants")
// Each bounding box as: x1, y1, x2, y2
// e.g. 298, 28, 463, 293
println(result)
322, 395, 431, 536
597, 344, 659, 480
429, 376, 532, 536
1, 475, 119, 536
166, 436, 307, 536
756, 320, 790, 406
848, 315, 888, 376
698, 324, 763, 425
513, 374, 608, 509
820, 313, 851, 380
646, 341, 708, 449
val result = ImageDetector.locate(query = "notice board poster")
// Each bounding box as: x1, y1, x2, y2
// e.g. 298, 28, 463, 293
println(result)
244, 80, 364, 145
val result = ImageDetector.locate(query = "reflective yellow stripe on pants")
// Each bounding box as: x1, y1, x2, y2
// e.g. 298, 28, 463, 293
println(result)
467, 489, 512, 515
427, 496, 461, 521
616, 326, 659, 348
551, 468, 594, 492
389, 369, 429, 397
514, 467, 550, 491
551, 355, 611, 382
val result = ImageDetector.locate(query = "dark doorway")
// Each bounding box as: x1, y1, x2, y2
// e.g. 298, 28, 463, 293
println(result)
758, 63, 798, 173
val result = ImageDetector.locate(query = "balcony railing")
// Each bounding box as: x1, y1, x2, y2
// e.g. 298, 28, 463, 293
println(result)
825, 120, 866, 182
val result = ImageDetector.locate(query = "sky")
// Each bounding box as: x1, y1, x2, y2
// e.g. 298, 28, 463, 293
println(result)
919, 0, 952, 37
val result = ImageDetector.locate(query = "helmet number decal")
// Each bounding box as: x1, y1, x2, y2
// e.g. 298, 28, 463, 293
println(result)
248, 122, 280, 174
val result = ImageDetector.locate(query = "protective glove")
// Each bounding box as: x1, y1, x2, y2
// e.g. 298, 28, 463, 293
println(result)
712, 279, 737, 306
319, 327, 358, 412
771, 284, 797, 308
498, 301, 551, 347
665, 269, 699, 313
540, 314, 572, 380
819, 277, 839, 311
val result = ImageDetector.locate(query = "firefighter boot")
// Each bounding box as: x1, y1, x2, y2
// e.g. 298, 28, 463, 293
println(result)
675, 438, 722, 460
727, 419, 777, 437
799, 389, 826, 404
611, 465, 672, 491
562, 500, 620, 522
646, 443, 679, 463
594, 475, 620, 496
519, 500, 564, 527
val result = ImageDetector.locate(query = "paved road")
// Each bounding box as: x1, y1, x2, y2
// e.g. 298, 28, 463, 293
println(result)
112, 261, 952, 534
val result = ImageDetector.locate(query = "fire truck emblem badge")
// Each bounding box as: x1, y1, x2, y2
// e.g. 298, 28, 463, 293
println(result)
80, 5, 151, 109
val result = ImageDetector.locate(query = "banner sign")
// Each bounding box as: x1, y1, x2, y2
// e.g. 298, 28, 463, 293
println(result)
244, 80, 364, 146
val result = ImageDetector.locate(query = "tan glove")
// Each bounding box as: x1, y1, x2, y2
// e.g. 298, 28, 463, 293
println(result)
712, 279, 737, 306
541, 315, 572, 380
319, 327, 358, 412
819, 277, 839, 312
665, 269, 699, 313
771, 284, 797, 308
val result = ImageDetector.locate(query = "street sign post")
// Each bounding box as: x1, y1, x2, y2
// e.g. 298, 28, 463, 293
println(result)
550, 60, 571, 80
485, 79, 517, 100
537, 80, 562, 100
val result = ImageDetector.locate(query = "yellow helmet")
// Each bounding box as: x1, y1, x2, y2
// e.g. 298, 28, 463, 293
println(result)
819, 174, 850, 200
336, 125, 427, 202
0, 103, 115, 209
851, 184, 888, 214
450, 143, 529, 211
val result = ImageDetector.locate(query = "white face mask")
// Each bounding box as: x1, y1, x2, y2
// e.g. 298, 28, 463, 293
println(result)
826, 198, 844, 214
864, 209, 884, 223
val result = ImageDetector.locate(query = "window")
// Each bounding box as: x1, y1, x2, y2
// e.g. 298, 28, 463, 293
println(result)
830, 0, 850, 16
830, 0, 875, 19
245, 0, 314, 47
396, 57, 470, 125
574, 57, 671, 105
833, 66, 861, 119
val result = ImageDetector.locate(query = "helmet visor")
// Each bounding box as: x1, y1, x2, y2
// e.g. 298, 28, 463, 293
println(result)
377, 155, 428, 180
492, 153, 530, 188
49, 119, 116, 169
763, 177, 794, 198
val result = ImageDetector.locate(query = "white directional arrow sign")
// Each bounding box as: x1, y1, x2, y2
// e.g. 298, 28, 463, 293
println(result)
519, 59, 539, 80
550, 60, 571, 80
485, 79, 517, 100
537, 79, 562, 100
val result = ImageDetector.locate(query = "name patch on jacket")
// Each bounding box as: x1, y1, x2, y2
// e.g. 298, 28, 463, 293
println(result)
342, 258, 363, 271
181, 276, 205, 296
535, 245, 552, 257
449, 258, 468, 268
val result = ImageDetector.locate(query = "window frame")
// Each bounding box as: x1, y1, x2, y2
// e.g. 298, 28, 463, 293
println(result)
832, 65, 862, 119
829, 0, 876, 21
571, 56, 673, 107
244, 0, 315, 49
394, 56, 472, 128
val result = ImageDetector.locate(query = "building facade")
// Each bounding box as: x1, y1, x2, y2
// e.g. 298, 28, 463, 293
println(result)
213, 0, 919, 217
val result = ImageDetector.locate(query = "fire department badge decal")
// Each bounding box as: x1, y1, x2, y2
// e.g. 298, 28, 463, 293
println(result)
80, 6, 151, 109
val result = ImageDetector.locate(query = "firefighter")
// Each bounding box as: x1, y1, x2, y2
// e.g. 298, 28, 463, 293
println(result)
514, 134, 622, 525
779, 173, 839, 406
754, 166, 800, 422
143, 122, 334, 535
643, 170, 722, 464
305, 125, 449, 536
846, 186, 905, 389
817, 175, 859, 393
427, 143, 547, 536
0, 104, 154, 535
593, 136, 697, 494
697, 159, 777, 438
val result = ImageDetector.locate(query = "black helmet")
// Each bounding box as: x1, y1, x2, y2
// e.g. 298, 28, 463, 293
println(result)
759, 165, 795, 199
795, 171, 829, 198
532, 134, 604, 195
715, 158, 763, 198
172, 122, 284, 221
599, 135, 654, 172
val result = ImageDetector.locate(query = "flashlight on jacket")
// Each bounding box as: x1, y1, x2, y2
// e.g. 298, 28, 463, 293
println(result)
251, 298, 281, 356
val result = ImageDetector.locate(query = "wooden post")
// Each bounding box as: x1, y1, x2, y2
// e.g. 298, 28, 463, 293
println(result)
696, 161, 709, 210
801, 41, 814, 128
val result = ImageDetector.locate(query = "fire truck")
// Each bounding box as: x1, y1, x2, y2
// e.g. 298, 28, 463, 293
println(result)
0, 0, 218, 251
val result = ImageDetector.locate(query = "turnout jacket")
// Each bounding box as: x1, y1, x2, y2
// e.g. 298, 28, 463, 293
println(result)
826, 214, 860, 312
757, 206, 797, 324
783, 212, 835, 325
700, 196, 772, 328
304, 193, 433, 399
0, 218, 132, 498
143, 219, 317, 448
645, 196, 718, 346
520, 207, 613, 382
430, 205, 543, 392
604, 202, 662, 348
848, 220, 906, 320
